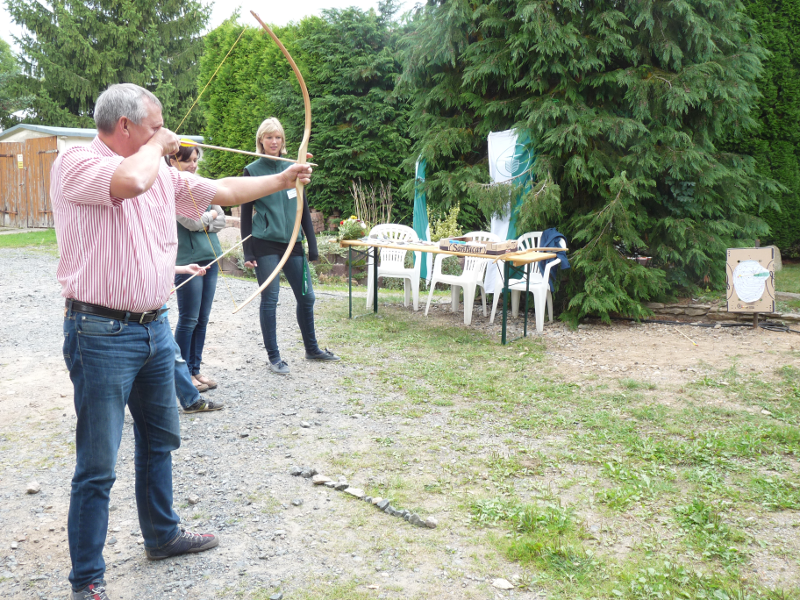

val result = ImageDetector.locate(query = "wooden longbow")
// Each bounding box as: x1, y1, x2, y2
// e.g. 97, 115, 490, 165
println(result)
233, 11, 311, 314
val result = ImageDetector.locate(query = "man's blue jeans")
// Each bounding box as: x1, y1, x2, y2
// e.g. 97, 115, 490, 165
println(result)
63, 307, 182, 590
254, 253, 319, 364
165, 313, 200, 410
174, 261, 218, 375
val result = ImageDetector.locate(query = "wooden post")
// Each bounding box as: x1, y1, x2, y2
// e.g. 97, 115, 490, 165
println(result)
753, 239, 760, 329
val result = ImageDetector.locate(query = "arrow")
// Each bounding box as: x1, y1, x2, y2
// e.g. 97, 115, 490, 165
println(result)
171, 235, 253, 293
179, 139, 317, 167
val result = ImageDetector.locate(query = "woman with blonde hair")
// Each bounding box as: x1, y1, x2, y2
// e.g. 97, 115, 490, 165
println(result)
240, 117, 339, 374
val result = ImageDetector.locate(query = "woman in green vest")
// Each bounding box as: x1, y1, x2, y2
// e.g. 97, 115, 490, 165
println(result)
168, 145, 227, 391
241, 117, 339, 374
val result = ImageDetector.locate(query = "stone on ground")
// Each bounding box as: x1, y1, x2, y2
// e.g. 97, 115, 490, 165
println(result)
492, 578, 514, 590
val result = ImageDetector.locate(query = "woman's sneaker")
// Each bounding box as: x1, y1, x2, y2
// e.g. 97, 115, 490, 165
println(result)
145, 529, 219, 560
269, 360, 291, 374
305, 348, 340, 361
72, 581, 110, 600
183, 399, 224, 413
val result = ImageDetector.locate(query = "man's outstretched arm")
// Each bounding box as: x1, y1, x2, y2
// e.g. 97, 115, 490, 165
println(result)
212, 163, 312, 207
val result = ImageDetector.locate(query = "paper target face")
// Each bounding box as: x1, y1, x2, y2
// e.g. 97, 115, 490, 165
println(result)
732, 260, 770, 303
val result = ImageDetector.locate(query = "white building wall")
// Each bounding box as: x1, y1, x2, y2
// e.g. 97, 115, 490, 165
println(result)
0, 131, 94, 152
59, 136, 94, 152
0, 129, 52, 142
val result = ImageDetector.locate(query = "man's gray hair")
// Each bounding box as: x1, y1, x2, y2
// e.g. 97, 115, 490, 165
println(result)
94, 84, 162, 134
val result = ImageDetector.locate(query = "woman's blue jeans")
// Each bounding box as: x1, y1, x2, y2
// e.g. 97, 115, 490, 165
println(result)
254, 253, 319, 364
62, 307, 181, 590
164, 312, 200, 410
174, 261, 218, 375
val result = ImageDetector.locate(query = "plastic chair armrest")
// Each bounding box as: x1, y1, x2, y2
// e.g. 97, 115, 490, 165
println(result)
542, 257, 561, 282
431, 253, 447, 277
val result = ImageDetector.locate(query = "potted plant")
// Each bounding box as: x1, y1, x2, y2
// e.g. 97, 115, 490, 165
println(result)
338, 215, 368, 241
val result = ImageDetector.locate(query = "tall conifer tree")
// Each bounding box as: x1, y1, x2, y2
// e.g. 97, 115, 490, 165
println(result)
194, 18, 298, 180
299, 5, 410, 218
395, 1, 487, 228
5, 0, 209, 131
198, 5, 410, 218
399, 0, 777, 322
730, 0, 800, 256
0, 37, 30, 128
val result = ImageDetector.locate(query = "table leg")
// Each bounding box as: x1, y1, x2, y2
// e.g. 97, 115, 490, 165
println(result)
502, 260, 509, 345
373, 246, 379, 314
348, 246, 353, 319
523, 263, 530, 338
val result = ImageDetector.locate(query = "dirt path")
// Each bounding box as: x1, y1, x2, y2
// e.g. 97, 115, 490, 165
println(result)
1, 248, 798, 599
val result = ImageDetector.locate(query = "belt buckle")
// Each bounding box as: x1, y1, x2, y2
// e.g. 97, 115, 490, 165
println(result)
139, 311, 149, 324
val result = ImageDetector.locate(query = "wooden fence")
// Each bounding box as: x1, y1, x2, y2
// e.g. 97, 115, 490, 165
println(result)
0, 136, 58, 228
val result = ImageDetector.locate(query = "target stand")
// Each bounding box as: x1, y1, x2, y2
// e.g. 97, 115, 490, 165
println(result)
726, 247, 776, 328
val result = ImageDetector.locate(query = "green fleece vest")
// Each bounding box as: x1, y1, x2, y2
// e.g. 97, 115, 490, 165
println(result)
244, 157, 304, 244
175, 210, 222, 266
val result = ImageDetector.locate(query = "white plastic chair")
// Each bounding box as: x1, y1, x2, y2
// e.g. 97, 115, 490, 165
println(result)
366, 224, 422, 311
424, 231, 499, 325
489, 231, 565, 333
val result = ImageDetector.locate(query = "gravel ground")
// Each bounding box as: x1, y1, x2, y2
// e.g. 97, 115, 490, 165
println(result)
0, 248, 456, 600
2, 248, 799, 599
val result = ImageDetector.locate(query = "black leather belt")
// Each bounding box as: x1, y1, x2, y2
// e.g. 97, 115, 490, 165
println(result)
65, 299, 167, 324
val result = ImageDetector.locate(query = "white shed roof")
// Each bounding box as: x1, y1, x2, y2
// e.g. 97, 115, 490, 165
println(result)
0, 124, 203, 143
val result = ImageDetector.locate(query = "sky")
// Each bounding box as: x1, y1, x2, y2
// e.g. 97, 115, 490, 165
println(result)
0, 1, 418, 52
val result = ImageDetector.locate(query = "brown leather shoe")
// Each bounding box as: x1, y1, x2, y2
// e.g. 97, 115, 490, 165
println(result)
195, 373, 217, 389
191, 376, 209, 393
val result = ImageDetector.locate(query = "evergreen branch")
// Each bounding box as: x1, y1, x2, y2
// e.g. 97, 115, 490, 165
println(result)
576, 183, 627, 256
467, 167, 533, 189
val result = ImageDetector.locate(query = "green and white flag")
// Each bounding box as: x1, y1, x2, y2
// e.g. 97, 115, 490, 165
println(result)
485, 129, 534, 293
412, 155, 432, 282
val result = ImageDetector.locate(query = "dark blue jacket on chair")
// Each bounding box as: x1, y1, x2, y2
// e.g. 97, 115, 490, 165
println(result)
538, 228, 570, 292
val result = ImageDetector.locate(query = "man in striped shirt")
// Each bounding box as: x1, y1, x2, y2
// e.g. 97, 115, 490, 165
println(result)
51, 83, 312, 600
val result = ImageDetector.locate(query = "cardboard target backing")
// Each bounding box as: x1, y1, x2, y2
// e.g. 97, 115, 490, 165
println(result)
726, 247, 775, 313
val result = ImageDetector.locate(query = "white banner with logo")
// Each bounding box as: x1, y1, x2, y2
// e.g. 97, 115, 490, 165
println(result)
484, 129, 532, 293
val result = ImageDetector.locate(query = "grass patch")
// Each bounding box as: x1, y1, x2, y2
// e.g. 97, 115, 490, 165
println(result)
749, 476, 800, 510
776, 262, 800, 294
673, 499, 747, 564
471, 496, 785, 599
596, 462, 675, 510
314, 302, 800, 600
486, 452, 544, 481
0, 228, 57, 248
614, 561, 786, 600
777, 298, 800, 312
364, 473, 413, 508
472, 497, 597, 578
260, 582, 375, 600
320, 305, 546, 407
619, 378, 657, 390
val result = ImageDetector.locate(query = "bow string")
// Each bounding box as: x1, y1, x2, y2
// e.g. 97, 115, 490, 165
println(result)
171, 25, 248, 308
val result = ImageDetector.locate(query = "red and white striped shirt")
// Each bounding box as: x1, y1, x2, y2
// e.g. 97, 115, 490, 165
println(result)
51, 137, 217, 312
